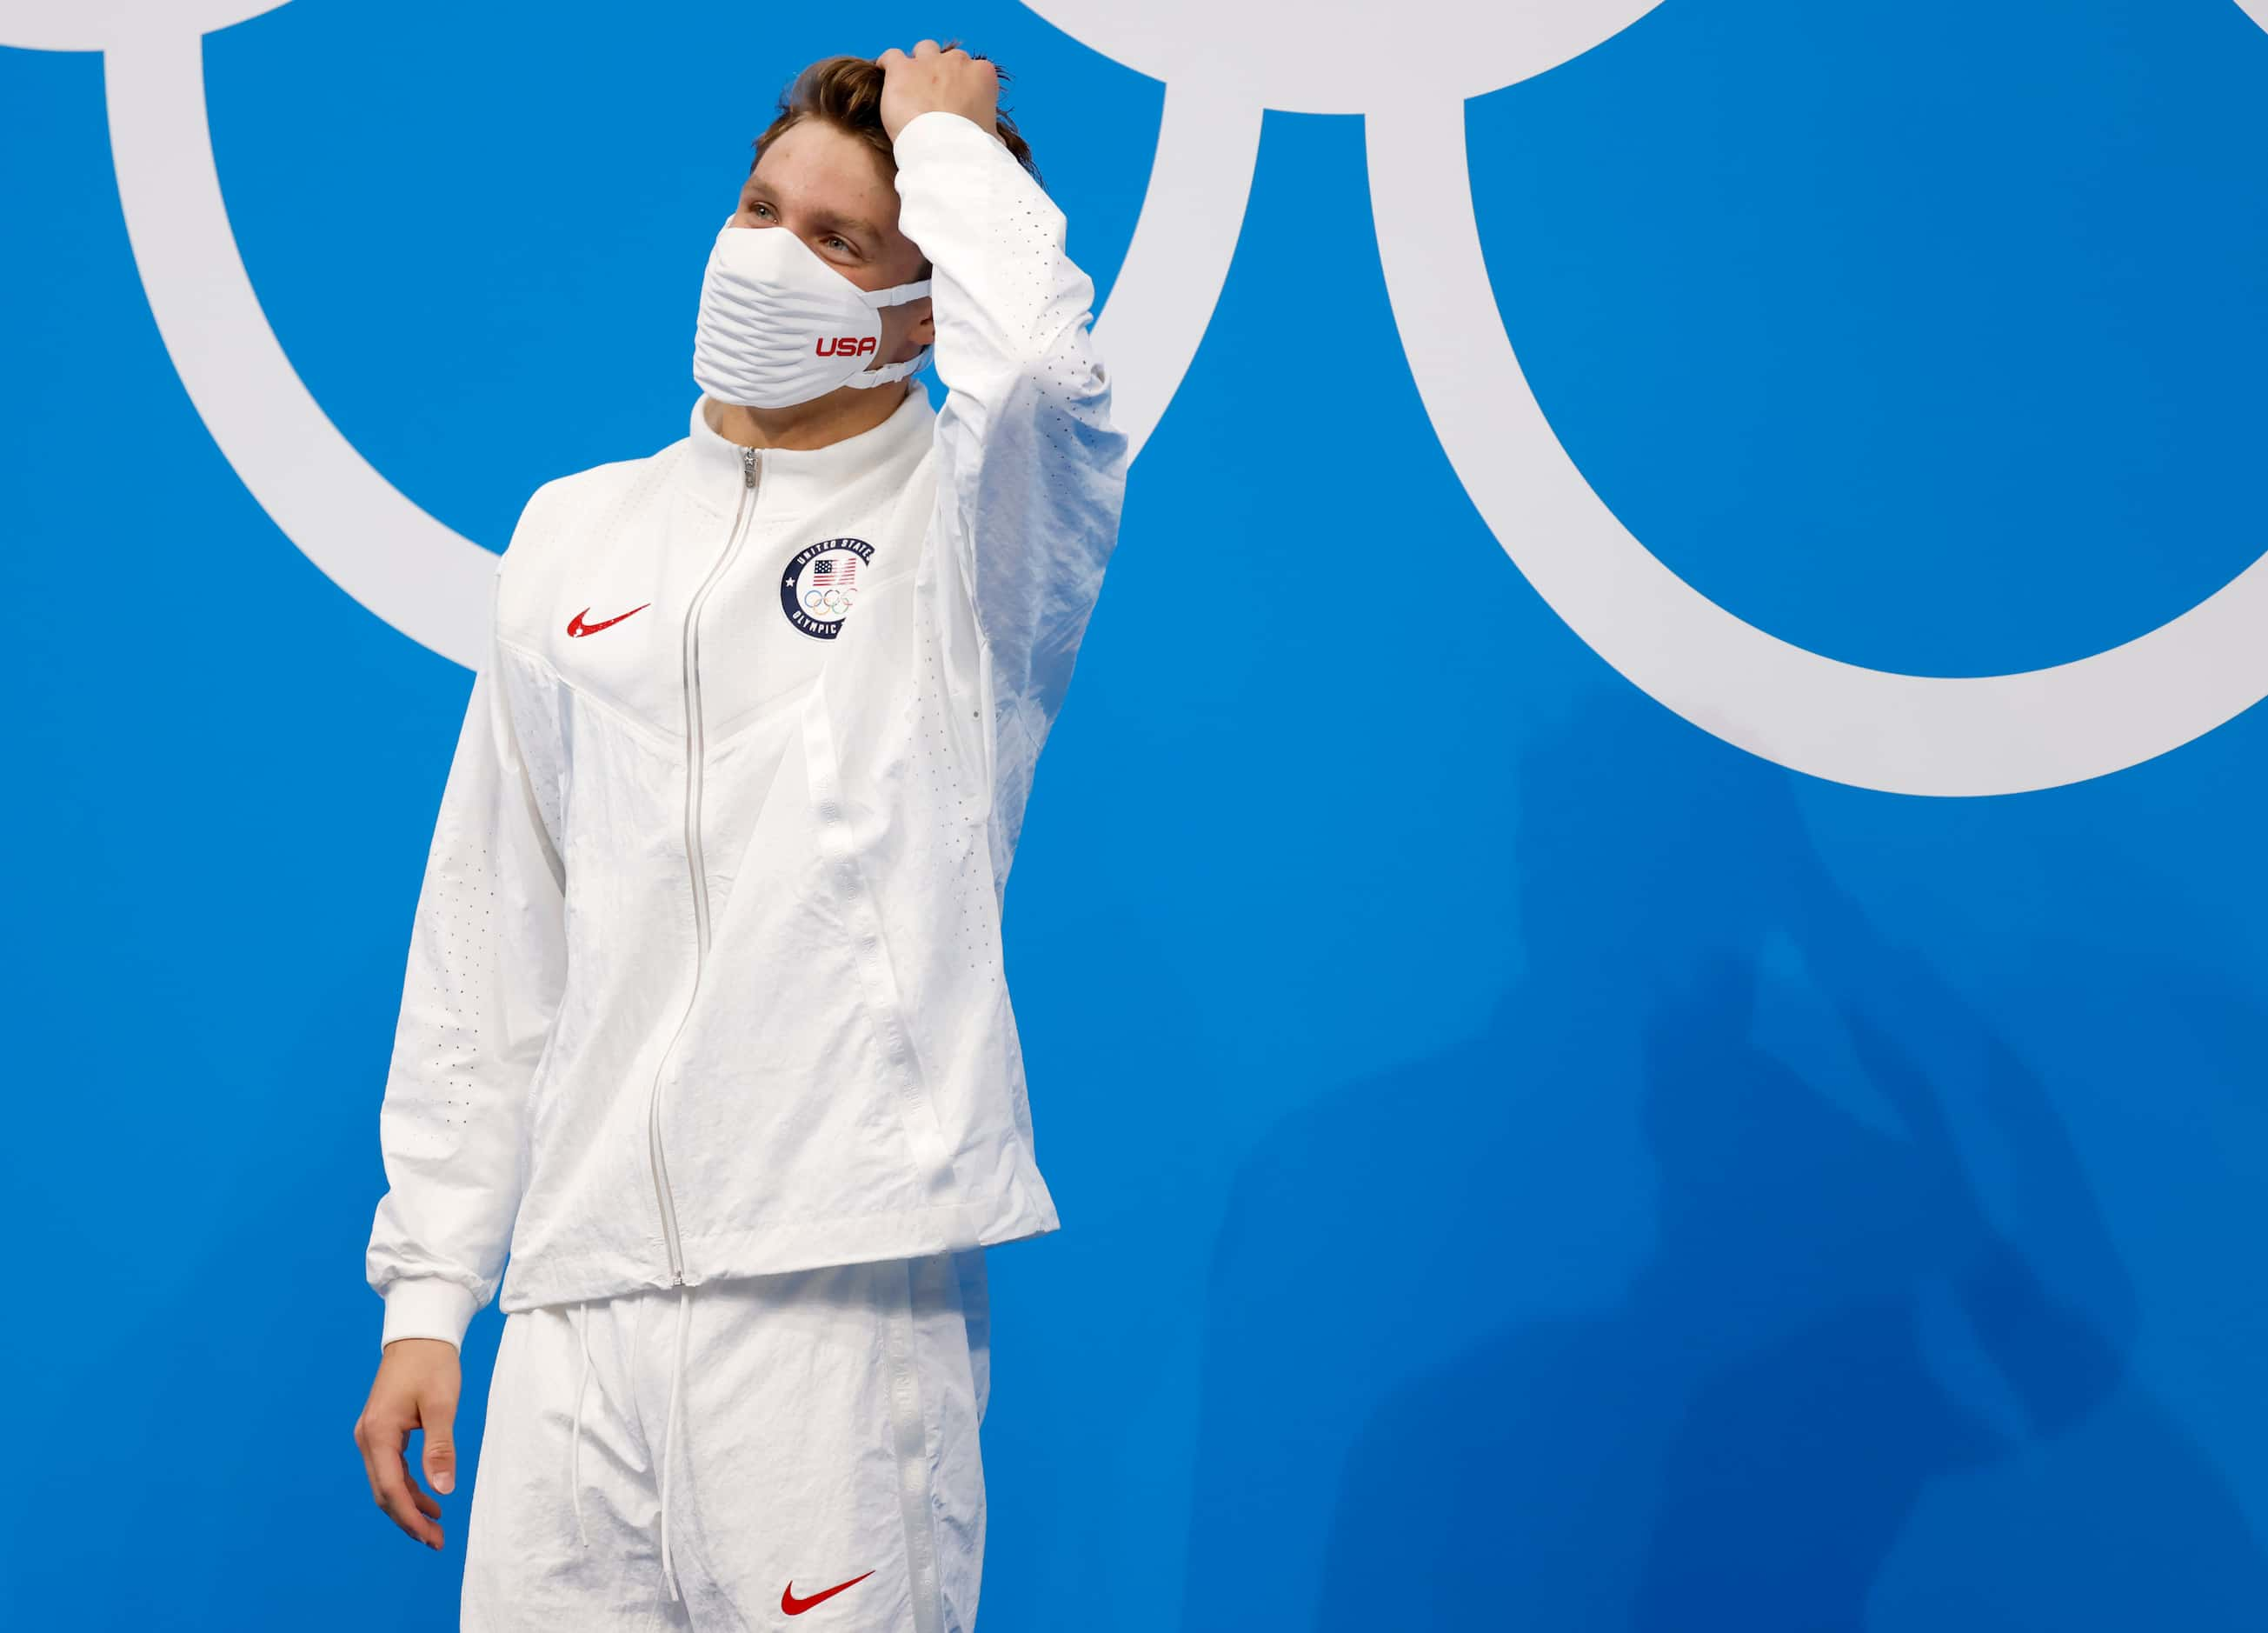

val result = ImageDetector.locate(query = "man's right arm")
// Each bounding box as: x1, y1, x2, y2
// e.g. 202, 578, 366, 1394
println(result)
363, 544, 568, 1350
355, 526, 568, 1550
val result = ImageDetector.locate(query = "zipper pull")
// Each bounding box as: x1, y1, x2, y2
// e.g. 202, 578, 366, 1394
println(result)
741, 445, 758, 488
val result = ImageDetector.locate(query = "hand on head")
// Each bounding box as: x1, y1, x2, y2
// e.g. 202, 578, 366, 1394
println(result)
874, 38, 1001, 144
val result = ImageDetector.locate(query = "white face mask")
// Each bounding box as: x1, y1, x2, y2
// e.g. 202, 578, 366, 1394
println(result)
691, 219, 933, 409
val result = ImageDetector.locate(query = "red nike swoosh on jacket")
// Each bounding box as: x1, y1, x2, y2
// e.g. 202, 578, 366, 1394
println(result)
566, 603, 650, 637
781, 1570, 875, 1615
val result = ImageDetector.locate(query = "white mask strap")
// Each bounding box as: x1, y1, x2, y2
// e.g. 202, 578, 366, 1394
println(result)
861, 277, 933, 310
852, 281, 930, 388
847, 343, 933, 389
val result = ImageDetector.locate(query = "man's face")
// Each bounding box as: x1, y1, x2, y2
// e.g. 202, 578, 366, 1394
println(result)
730, 118, 935, 375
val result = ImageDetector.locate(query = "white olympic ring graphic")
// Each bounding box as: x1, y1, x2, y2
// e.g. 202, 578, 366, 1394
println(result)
8, 0, 2265, 795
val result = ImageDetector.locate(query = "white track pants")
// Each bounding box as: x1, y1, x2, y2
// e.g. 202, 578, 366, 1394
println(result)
461, 1250, 988, 1632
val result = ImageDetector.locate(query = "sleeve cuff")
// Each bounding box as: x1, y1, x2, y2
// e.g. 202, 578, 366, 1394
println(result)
381, 1277, 480, 1350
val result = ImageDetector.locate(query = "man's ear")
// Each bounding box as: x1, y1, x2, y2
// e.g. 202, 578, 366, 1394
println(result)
908, 297, 936, 347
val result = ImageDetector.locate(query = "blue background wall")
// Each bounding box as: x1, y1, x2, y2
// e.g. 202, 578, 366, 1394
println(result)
4, 1, 2266, 1626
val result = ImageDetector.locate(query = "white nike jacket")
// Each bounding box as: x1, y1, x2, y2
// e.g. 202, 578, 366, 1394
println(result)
365, 109, 1128, 1353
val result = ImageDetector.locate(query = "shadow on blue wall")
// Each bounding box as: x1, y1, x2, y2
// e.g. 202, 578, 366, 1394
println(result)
1177, 685, 2265, 1630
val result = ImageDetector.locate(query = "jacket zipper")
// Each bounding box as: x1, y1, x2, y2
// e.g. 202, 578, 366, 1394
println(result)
646, 442, 762, 1286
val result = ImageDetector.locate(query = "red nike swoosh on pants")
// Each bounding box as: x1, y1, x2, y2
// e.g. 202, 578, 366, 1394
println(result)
781, 1570, 875, 1615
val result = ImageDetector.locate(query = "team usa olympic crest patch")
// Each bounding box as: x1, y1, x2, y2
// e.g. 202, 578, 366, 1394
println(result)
780, 537, 876, 640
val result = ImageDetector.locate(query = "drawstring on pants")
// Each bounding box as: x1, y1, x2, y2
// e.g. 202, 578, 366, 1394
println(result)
658, 1282, 693, 1603
569, 1301, 593, 1549
558, 1285, 695, 1599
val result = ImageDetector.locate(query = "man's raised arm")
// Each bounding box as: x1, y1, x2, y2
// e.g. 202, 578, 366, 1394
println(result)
881, 43, 1131, 812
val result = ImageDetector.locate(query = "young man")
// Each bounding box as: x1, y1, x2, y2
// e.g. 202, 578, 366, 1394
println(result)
351, 40, 1127, 1630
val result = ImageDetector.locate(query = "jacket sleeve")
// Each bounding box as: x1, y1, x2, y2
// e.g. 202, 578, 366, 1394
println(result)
890, 110, 1130, 815
365, 551, 568, 1350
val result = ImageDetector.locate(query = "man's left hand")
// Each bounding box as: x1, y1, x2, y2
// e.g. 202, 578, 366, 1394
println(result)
875, 39, 999, 144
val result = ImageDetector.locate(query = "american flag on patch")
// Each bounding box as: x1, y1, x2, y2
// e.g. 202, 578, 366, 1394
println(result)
812, 553, 857, 587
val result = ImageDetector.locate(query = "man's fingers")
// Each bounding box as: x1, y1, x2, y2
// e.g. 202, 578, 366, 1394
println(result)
389, 1448, 447, 1549
879, 41, 975, 73
358, 1412, 443, 1549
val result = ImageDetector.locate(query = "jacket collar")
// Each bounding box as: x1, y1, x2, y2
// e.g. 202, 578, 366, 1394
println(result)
680, 388, 934, 517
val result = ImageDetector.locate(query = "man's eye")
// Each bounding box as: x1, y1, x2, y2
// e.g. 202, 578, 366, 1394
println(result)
825, 236, 849, 251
